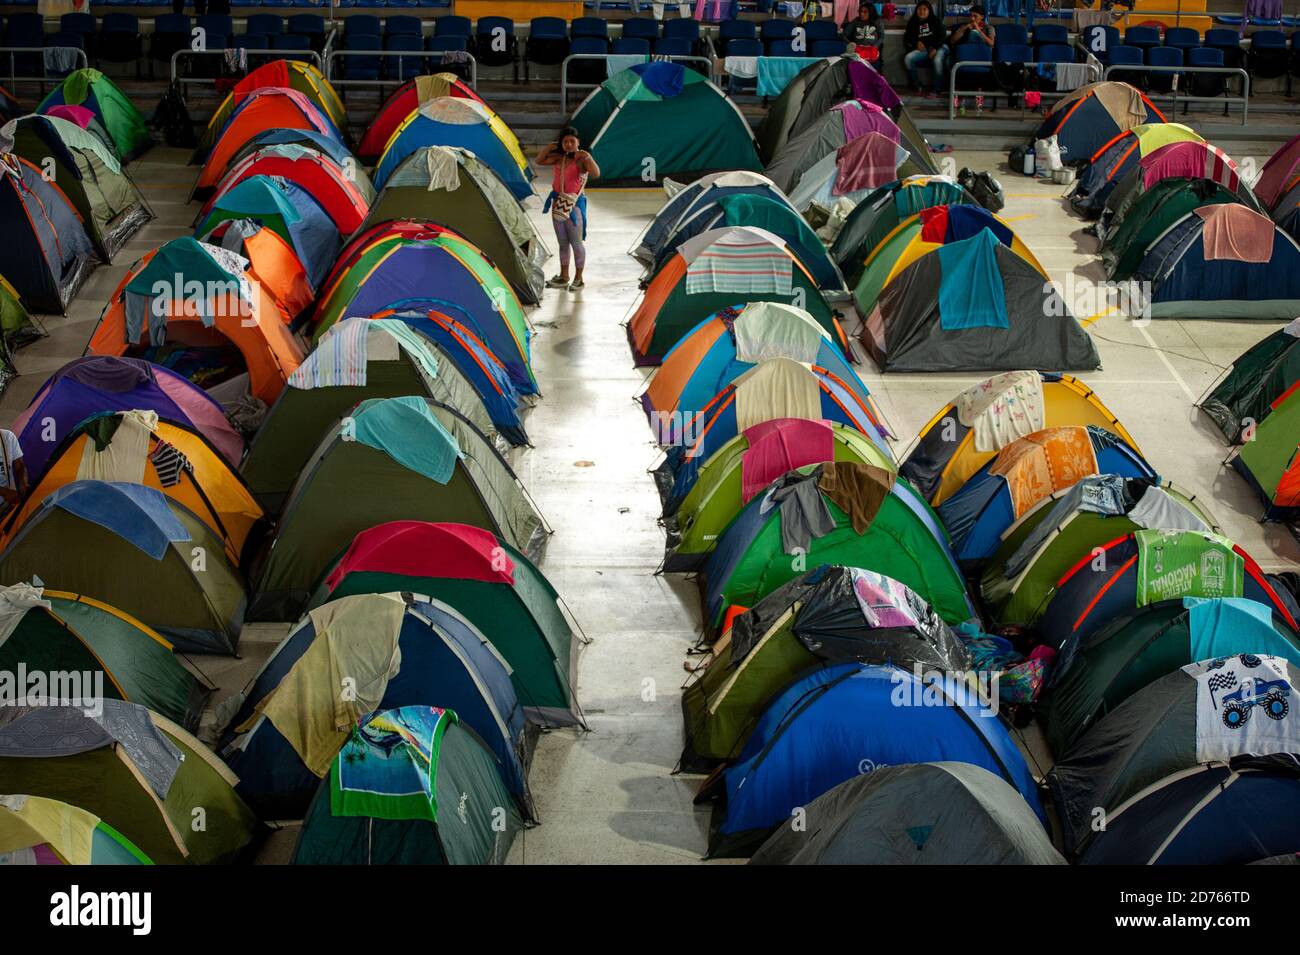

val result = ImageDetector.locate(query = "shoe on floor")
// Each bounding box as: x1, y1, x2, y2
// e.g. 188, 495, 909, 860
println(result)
569, 278, 585, 290
546, 275, 570, 288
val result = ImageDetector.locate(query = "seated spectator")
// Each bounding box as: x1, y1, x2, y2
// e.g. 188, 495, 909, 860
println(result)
904, 0, 949, 97
842, 2, 883, 64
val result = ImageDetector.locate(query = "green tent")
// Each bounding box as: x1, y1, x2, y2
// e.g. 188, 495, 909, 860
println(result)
0, 584, 209, 730
241, 317, 496, 514
979, 482, 1218, 627
38, 69, 151, 162
0, 481, 247, 655
2, 113, 152, 261
1201, 320, 1300, 443
359, 145, 549, 305
1101, 178, 1239, 281
0, 275, 35, 394
0, 794, 153, 864
569, 62, 762, 182
305, 520, 582, 727
1232, 383, 1300, 520
0, 701, 260, 864
249, 396, 547, 621
1040, 597, 1300, 754
292, 706, 522, 865
667, 423, 894, 571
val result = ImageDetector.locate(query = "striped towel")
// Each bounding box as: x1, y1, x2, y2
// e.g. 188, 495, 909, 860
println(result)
372, 318, 440, 382
288, 318, 370, 389
685, 235, 793, 295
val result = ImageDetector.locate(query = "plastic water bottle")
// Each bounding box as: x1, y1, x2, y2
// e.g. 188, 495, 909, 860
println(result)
1023, 148, 1036, 176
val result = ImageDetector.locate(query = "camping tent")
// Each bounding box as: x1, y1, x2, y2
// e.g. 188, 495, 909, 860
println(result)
628, 226, 844, 365
787, 132, 913, 213
1068, 122, 1203, 218
292, 706, 523, 864
1, 113, 151, 260
199, 218, 315, 323
1051, 655, 1300, 858
1131, 204, 1300, 319
248, 396, 546, 620
6, 410, 265, 564
682, 566, 970, 765
1031, 81, 1165, 167
755, 54, 913, 161
0, 153, 96, 314
705, 662, 1042, 857
0, 582, 208, 730
221, 592, 533, 819
193, 88, 341, 198
1201, 320, 1300, 443
373, 97, 532, 198
193, 174, 340, 289
1230, 382, 1300, 520
1256, 132, 1300, 210
38, 69, 151, 162
1076, 757, 1300, 864
357, 73, 489, 162
306, 521, 581, 727
831, 176, 978, 285
241, 317, 505, 513
979, 493, 1224, 628
226, 127, 361, 181
1041, 598, 1300, 755
86, 237, 305, 405
312, 222, 536, 396
0, 275, 34, 392
631, 172, 789, 269
852, 205, 1047, 316
1100, 177, 1242, 281
1271, 174, 1300, 241
1036, 529, 1298, 657
197, 61, 347, 160
656, 358, 892, 517
203, 146, 370, 237
664, 418, 896, 571
360, 145, 549, 305
700, 463, 972, 628
569, 62, 762, 183
0, 700, 258, 864
859, 230, 1100, 372
13, 355, 242, 476
937, 425, 1154, 564
902, 371, 1138, 506
642, 301, 883, 448
750, 762, 1064, 865
0, 795, 152, 865
0, 481, 246, 654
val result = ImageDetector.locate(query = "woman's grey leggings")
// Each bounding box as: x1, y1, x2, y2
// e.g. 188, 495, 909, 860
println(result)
553, 207, 586, 273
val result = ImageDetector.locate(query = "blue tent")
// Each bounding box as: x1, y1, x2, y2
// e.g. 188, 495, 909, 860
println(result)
220, 593, 532, 820
1080, 757, 1300, 864
938, 426, 1155, 564
373, 102, 531, 199
0, 156, 96, 314
632, 173, 790, 268
709, 662, 1044, 857
230, 127, 358, 172
194, 174, 340, 288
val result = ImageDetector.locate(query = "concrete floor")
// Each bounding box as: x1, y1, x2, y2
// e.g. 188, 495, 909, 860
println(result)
2, 144, 1296, 863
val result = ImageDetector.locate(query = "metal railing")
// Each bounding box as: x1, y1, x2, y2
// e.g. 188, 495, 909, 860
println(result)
946, 58, 1101, 119
1103, 62, 1251, 124
560, 52, 712, 112
0, 46, 88, 90
323, 48, 478, 90
170, 46, 323, 89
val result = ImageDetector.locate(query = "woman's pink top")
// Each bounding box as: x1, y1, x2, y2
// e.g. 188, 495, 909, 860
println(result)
552, 156, 588, 196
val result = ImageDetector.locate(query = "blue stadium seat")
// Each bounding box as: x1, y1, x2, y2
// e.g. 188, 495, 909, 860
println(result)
621, 17, 658, 42
1080, 24, 1119, 60
994, 41, 1030, 63
996, 23, 1028, 46
1124, 25, 1162, 50
800, 20, 837, 44
342, 32, 381, 78
525, 16, 567, 68
955, 41, 993, 87
286, 14, 324, 49
1204, 27, 1243, 67
59, 12, 96, 55
1164, 26, 1199, 51
475, 15, 517, 67
385, 32, 425, 77
611, 36, 649, 55
1035, 42, 1074, 63
726, 37, 762, 56
1249, 28, 1288, 78
198, 14, 233, 42
653, 36, 691, 57
760, 18, 795, 44
232, 33, 269, 50
246, 14, 284, 36
570, 35, 606, 54
663, 17, 701, 46
434, 15, 471, 37
1146, 44, 1182, 91
1186, 44, 1226, 96
385, 15, 421, 36
151, 13, 190, 68
718, 18, 757, 56
810, 38, 846, 57
426, 35, 467, 52
766, 37, 795, 56
571, 16, 608, 39
1032, 23, 1069, 46
345, 15, 382, 36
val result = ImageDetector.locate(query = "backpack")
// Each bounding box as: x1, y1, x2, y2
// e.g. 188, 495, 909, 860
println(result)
151, 82, 196, 150
959, 167, 1005, 212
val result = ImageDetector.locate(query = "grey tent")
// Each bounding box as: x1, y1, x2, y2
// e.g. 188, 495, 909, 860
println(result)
859, 234, 1100, 372
750, 762, 1064, 865
763, 109, 933, 195
1049, 655, 1300, 859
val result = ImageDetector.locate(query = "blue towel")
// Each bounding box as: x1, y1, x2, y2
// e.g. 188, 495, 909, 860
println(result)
635, 60, 686, 98
937, 229, 1009, 330
756, 57, 808, 97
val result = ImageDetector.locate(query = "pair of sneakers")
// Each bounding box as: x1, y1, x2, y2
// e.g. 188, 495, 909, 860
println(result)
546, 275, 585, 290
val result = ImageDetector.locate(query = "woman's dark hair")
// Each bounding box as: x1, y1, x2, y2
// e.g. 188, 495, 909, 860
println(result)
913, 0, 932, 17
859, 2, 878, 21
557, 126, 581, 147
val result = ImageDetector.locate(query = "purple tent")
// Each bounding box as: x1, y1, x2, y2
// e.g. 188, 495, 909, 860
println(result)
849, 59, 903, 111
13, 356, 244, 479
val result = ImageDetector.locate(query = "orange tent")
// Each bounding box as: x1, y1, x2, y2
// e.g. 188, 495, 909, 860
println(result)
86, 238, 304, 405
199, 219, 315, 322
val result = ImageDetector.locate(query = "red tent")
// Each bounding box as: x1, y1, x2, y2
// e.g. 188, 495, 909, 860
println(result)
357, 74, 485, 162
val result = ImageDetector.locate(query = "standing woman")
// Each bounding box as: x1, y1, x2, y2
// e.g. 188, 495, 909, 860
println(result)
536, 126, 601, 291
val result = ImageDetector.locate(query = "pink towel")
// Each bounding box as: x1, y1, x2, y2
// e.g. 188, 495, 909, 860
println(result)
740, 418, 835, 502
1194, 204, 1275, 263
833, 132, 901, 195
1140, 141, 1239, 193
834, 100, 901, 143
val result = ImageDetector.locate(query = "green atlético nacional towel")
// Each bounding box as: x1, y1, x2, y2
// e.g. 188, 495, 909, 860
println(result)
1135, 529, 1244, 607
331, 706, 456, 822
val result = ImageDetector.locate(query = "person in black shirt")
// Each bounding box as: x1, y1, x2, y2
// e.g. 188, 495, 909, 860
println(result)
903, 0, 949, 96
842, 2, 884, 62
